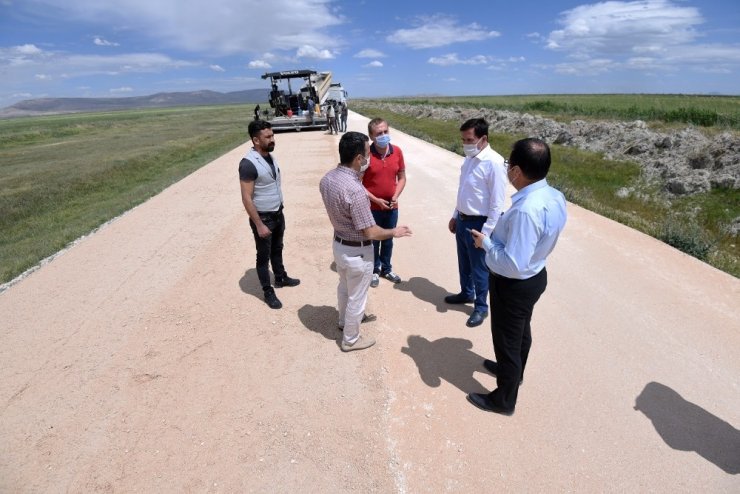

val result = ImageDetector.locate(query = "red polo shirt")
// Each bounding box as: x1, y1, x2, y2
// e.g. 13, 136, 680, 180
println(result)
362, 143, 405, 211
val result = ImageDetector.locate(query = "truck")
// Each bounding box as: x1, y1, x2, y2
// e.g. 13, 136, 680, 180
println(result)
259, 69, 347, 132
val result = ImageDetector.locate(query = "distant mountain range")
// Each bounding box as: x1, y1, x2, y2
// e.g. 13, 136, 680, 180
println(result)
0, 89, 270, 118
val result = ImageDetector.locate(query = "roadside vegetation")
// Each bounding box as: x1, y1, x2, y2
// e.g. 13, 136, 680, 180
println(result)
352, 100, 739, 278
0, 104, 257, 284
370, 94, 740, 130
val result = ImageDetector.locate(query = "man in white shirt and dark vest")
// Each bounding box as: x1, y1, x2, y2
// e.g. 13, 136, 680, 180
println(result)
469, 137, 567, 415
239, 120, 300, 309
445, 118, 507, 328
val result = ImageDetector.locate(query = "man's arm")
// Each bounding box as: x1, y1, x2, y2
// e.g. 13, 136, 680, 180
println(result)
240, 180, 271, 238
471, 210, 539, 278
362, 224, 412, 241
480, 161, 508, 237
391, 170, 407, 206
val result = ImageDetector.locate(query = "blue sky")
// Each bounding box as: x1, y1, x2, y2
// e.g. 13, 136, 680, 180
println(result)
1, 0, 739, 107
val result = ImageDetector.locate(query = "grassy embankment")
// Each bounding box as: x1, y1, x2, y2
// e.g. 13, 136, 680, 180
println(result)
352, 96, 739, 278
0, 104, 256, 284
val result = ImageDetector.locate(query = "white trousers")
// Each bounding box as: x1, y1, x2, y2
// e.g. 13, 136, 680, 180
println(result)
333, 242, 373, 344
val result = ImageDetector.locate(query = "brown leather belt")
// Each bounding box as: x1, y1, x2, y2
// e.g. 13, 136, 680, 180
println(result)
334, 235, 372, 247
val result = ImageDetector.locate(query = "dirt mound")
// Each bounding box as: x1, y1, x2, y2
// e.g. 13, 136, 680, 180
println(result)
368, 103, 740, 196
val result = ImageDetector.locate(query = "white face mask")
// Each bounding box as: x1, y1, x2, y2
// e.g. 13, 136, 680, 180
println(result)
463, 136, 484, 157
360, 155, 370, 173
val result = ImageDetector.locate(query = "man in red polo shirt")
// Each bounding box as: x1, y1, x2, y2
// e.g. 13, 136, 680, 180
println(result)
362, 118, 407, 288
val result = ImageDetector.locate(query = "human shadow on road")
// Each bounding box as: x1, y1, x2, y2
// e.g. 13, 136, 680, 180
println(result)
401, 335, 489, 394
238, 268, 263, 302
634, 381, 739, 474
392, 276, 472, 315
297, 304, 340, 342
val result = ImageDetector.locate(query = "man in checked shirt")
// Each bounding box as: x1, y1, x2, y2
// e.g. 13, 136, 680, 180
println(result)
320, 132, 413, 352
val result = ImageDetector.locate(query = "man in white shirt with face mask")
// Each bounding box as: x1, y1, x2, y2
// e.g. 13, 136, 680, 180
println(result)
445, 118, 507, 328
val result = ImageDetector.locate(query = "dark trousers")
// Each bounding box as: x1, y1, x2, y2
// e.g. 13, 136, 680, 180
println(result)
455, 216, 489, 312
249, 210, 286, 291
371, 208, 399, 274
488, 268, 547, 411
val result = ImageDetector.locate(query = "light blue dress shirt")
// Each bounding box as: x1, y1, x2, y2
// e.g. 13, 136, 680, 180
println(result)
482, 179, 567, 279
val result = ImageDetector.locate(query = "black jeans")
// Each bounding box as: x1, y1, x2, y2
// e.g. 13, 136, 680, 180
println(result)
249, 209, 286, 291
488, 268, 547, 411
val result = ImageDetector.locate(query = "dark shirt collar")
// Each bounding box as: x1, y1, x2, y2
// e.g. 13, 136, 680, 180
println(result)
370, 142, 394, 158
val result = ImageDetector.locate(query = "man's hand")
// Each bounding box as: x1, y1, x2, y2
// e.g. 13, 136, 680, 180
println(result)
370, 196, 391, 210
448, 217, 457, 234
257, 223, 272, 238
470, 229, 485, 249
392, 226, 413, 238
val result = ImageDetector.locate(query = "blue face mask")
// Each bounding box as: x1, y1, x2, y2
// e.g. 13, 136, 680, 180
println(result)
375, 134, 391, 147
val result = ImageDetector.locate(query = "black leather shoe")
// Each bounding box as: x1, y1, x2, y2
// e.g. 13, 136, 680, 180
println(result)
274, 275, 300, 288
466, 311, 488, 327
466, 393, 515, 416
444, 293, 475, 304
483, 359, 523, 385
264, 288, 282, 309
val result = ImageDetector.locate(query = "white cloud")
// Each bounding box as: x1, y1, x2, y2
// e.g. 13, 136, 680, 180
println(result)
0, 44, 47, 68
248, 59, 271, 69
544, 1, 740, 75
94, 37, 119, 47
355, 49, 386, 58
15, 0, 343, 55
15, 44, 43, 55
109, 86, 133, 93
547, 0, 702, 56
210, 64, 225, 72
388, 15, 500, 49
3, 49, 198, 82
554, 58, 616, 75
296, 44, 334, 59
364, 60, 383, 68
428, 53, 490, 66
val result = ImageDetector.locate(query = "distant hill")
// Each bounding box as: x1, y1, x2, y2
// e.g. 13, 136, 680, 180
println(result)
0, 89, 270, 118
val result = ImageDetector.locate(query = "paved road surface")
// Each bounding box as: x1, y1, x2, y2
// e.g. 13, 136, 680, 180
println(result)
1, 111, 738, 492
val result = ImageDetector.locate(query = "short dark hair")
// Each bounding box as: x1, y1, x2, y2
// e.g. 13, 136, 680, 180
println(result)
459, 118, 488, 138
248, 119, 272, 139
367, 117, 386, 137
510, 138, 551, 181
339, 131, 369, 165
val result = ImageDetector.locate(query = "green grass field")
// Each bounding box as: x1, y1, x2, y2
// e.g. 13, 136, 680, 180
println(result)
0, 105, 256, 284
1, 96, 738, 285
351, 101, 739, 278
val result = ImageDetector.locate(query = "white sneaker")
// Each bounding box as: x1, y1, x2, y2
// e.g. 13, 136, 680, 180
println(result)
370, 273, 380, 288
340, 335, 376, 352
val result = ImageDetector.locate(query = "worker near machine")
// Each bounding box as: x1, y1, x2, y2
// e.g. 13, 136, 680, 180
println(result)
307, 97, 315, 125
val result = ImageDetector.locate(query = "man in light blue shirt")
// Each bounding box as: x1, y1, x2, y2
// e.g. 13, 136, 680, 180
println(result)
468, 138, 567, 415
